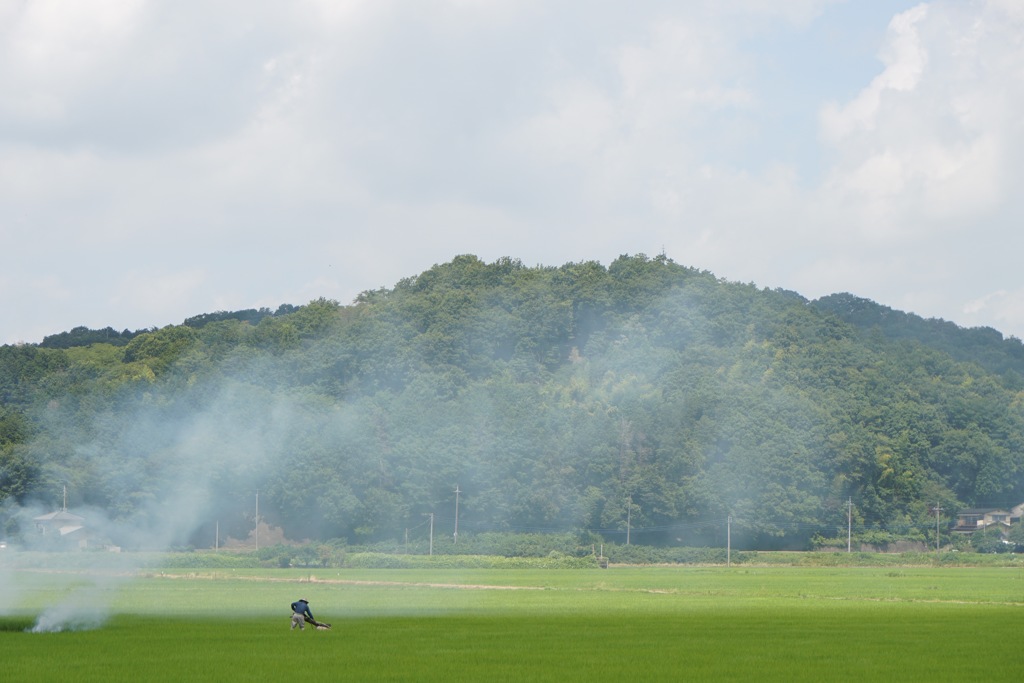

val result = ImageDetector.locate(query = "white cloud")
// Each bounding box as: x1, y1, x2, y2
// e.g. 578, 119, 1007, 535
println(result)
820, 4, 929, 142
2, 0, 1024, 344
807, 0, 1023, 292
0, 0, 146, 122
964, 289, 1024, 338
108, 270, 208, 327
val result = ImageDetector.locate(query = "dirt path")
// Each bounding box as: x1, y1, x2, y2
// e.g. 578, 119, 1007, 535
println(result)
148, 571, 548, 591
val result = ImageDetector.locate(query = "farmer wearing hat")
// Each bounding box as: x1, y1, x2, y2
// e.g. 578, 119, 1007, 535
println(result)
290, 598, 314, 630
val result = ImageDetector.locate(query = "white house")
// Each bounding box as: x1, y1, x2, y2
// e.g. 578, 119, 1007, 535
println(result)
33, 509, 88, 548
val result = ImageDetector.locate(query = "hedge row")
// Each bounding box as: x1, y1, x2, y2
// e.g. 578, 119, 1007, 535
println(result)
344, 552, 600, 569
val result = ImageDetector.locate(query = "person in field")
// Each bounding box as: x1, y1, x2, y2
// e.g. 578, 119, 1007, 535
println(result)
290, 598, 314, 630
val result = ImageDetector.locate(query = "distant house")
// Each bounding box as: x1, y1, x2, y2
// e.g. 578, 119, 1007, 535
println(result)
34, 509, 88, 549
953, 504, 1024, 535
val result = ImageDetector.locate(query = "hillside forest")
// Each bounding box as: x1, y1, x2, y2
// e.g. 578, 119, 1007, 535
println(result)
2, 254, 1023, 550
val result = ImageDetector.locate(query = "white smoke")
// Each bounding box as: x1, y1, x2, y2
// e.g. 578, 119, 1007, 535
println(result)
2, 375, 296, 633
31, 593, 109, 633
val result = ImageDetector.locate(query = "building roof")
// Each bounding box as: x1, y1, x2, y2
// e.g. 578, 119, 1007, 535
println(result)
34, 510, 85, 523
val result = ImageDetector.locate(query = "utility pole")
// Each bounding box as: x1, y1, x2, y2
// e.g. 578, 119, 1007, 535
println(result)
255, 489, 259, 551
215, 520, 219, 552
847, 498, 853, 553
727, 515, 732, 567
424, 513, 434, 556
453, 485, 461, 545
934, 504, 943, 553
626, 496, 632, 546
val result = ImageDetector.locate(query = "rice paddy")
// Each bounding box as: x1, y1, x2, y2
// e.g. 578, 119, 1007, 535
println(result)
3, 564, 1023, 681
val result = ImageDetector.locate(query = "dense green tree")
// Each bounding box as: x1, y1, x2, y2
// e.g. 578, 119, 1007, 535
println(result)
122, 326, 199, 375
40, 326, 142, 349
3, 255, 1024, 548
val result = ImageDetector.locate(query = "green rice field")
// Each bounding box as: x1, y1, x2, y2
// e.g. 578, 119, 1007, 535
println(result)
3, 564, 1023, 681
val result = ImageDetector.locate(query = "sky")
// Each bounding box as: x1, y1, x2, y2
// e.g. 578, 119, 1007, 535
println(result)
2, 0, 1023, 345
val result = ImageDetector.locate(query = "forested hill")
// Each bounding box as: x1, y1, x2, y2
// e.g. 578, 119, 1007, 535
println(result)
812, 293, 1024, 386
2, 254, 1023, 549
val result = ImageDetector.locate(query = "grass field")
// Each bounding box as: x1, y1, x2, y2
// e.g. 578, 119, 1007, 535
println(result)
3, 564, 1024, 681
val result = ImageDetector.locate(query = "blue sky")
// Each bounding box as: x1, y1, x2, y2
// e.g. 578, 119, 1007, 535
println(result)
2, 0, 1023, 344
